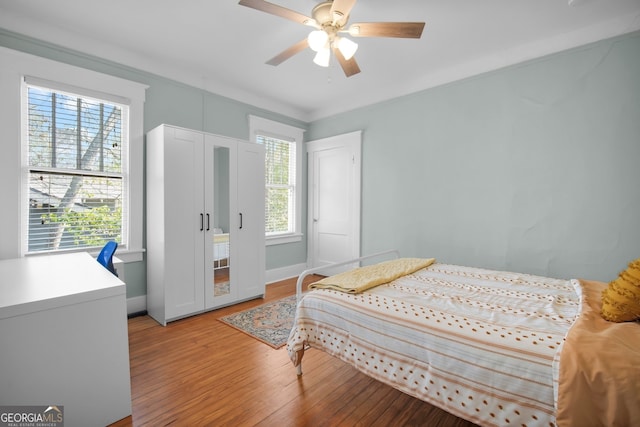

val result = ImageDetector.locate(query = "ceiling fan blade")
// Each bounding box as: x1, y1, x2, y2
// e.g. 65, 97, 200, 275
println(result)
330, 0, 357, 24
238, 0, 317, 27
348, 22, 425, 38
266, 39, 309, 66
332, 46, 360, 77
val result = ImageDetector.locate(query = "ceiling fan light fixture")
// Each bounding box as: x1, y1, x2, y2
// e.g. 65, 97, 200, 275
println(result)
308, 30, 329, 52
336, 36, 358, 60
238, 0, 425, 77
313, 46, 331, 67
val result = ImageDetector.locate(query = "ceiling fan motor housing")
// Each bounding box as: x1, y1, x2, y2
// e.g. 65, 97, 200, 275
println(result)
313, 1, 349, 31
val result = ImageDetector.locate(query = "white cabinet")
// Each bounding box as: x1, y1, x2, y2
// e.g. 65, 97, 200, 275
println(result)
146, 124, 265, 325
0, 253, 132, 426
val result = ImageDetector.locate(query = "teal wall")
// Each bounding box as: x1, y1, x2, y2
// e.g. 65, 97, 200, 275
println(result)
0, 29, 308, 299
2, 27, 638, 299
308, 31, 640, 282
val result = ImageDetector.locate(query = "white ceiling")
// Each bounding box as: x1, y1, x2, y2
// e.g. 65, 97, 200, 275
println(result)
1, 0, 639, 122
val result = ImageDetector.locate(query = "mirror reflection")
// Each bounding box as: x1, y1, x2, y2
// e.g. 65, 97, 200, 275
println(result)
213, 146, 231, 297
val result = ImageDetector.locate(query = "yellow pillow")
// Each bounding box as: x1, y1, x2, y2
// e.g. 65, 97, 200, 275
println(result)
601, 258, 640, 322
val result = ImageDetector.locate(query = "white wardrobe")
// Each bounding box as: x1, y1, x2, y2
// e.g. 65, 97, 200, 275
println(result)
146, 124, 265, 325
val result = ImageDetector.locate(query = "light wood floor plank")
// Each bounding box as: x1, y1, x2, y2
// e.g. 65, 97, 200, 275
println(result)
110, 275, 478, 426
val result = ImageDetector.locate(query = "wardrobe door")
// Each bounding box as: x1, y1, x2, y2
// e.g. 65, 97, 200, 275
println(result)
147, 125, 206, 324
164, 127, 206, 320
204, 135, 238, 309
236, 140, 265, 300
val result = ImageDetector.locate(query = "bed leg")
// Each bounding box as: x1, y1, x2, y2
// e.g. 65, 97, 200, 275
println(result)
295, 348, 305, 376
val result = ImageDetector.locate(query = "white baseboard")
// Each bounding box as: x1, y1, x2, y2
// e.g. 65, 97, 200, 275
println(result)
126, 295, 147, 315
266, 262, 308, 285
128, 263, 310, 315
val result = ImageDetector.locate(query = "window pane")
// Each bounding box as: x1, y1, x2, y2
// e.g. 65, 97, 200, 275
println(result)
28, 172, 123, 252
265, 138, 291, 185
101, 105, 123, 173
27, 87, 53, 168
27, 87, 123, 174
265, 186, 291, 234
54, 92, 80, 169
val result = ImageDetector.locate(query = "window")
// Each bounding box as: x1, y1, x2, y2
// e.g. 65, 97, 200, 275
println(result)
0, 47, 146, 261
249, 116, 304, 245
261, 135, 296, 236
26, 84, 127, 252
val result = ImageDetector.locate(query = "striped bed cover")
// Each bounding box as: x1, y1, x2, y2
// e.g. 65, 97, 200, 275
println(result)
287, 263, 581, 427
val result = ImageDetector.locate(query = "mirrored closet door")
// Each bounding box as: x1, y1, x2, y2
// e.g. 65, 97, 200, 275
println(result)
204, 136, 238, 309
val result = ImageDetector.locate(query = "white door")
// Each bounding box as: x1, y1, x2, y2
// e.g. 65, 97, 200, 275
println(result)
307, 131, 361, 271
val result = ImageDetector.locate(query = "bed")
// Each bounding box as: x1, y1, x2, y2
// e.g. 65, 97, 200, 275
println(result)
286, 251, 640, 427
213, 232, 230, 270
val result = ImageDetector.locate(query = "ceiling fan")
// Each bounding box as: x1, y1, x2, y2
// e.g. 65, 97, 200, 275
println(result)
238, 0, 425, 77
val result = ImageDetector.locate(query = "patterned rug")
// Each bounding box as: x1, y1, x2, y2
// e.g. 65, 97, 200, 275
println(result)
218, 295, 297, 349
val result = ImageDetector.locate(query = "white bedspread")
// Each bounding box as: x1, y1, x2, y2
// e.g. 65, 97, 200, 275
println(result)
287, 263, 580, 427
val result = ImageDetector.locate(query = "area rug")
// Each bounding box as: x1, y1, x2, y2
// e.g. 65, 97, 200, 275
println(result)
219, 295, 297, 349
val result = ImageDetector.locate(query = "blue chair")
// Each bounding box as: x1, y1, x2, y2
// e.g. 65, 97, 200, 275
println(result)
97, 241, 118, 276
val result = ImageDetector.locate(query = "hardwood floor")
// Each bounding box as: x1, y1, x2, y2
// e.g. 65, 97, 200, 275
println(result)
110, 275, 478, 427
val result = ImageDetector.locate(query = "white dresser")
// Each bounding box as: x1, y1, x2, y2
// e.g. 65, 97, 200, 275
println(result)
0, 252, 132, 426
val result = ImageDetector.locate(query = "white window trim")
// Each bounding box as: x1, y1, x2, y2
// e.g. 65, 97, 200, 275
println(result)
0, 46, 147, 262
248, 115, 305, 246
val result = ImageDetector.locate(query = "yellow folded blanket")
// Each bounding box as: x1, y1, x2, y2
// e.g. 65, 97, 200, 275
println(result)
309, 257, 436, 294
213, 233, 229, 244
